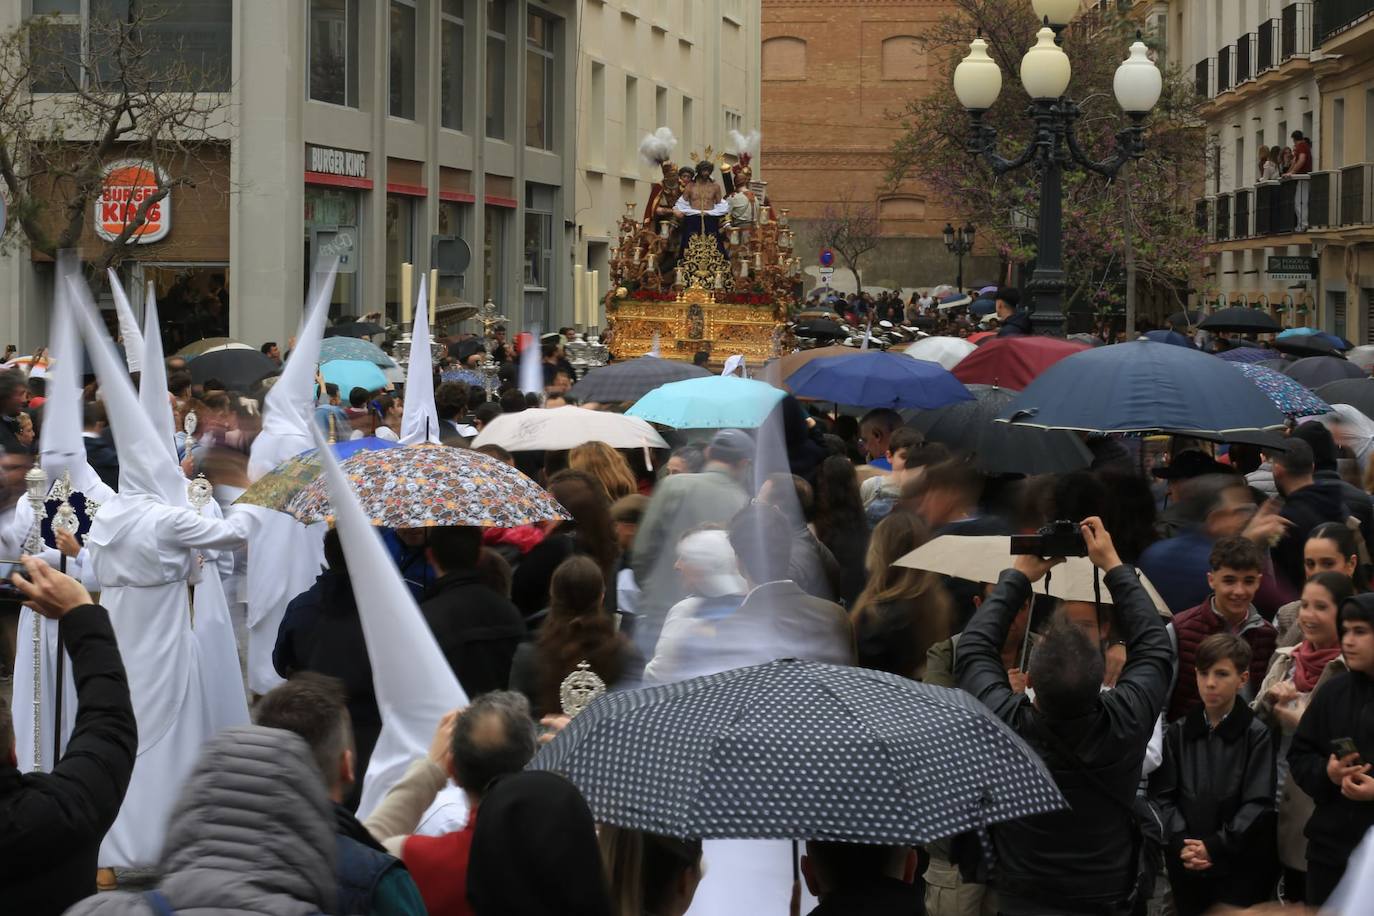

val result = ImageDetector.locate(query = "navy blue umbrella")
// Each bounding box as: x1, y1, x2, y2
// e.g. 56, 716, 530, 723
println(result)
787, 351, 973, 409
1284, 355, 1367, 389
997, 340, 1287, 435
1142, 329, 1195, 348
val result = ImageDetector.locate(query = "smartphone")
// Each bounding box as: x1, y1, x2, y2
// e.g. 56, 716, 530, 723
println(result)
1332, 737, 1361, 760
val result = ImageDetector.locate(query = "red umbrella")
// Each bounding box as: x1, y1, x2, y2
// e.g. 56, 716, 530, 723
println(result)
953, 336, 1089, 389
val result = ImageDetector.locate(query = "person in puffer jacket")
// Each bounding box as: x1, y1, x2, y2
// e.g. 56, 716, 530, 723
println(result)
64, 725, 337, 916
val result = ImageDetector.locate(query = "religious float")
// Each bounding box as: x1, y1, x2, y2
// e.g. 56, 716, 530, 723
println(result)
603, 129, 802, 363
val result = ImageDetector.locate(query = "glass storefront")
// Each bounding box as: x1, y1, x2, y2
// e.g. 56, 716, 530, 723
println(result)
485, 206, 508, 309
304, 186, 361, 318
385, 194, 415, 324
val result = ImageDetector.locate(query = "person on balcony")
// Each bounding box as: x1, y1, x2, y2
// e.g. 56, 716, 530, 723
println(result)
1285, 131, 1312, 232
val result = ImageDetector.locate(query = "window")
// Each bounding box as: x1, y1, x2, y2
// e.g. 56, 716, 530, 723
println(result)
681, 95, 694, 155
486, 0, 508, 139
304, 187, 361, 318
524, 183, 555, 327
880, 35, 924, 81
762, 36, 806, 81
310, 0, 359, 106
389, 0, 417, 119
30, 0, 80, 93
386, 195, 416, 324
1366, 90, 1374, 162
655, 85, 667, 130
724, 107, 743, 139
441, 0, 464, 130
588, 61, 606, 164
1334, 98, 1346, 169
525, 11, 555, 150
438, 200, 471, 298
624, 76, 639, 165
484, 206, 509, 308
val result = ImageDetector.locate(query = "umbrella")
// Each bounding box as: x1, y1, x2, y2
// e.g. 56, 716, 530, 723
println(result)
1347, 345, 1374, 372
1315, 379, 1374, 419
287, 442, 567, 527
1142, 330, 1195, 348
187, 348, 279, 391
627, 376, 786, 429
234, 437, 399, 513
321, 358, 390, 394
1274, 335, 1341, 358
761, 346, 857, 388
530, 658, 1066, 844
905, 336, 978, 370
324, 320, 386, 338
936, 294, 973, 311
1066, 333, 1105, 348
1197, 308, 1281, 333
176, 336, 246, 358
1214, 347, 1273, 364
794, 318, 847, 341
440, 368, 488, 386
1257, 358, 1291, 372
318, 336, 398, 368
786, 352, 973, 410
952, 336, 1089, 389
1168, 310, 1204, 327
909, 385, 1093, 476
893, 535, 1170, 614
998, 340, 1286, 435
1284, 356, 1367, 389
970, 299, 996, 317
1231, 363, 1333, 419
1278, 327, 1352, 350
470, 405, 668, 451
569, 356, 711, 404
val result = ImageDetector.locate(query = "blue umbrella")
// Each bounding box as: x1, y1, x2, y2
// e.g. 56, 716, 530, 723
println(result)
627, 376, 786, 429
787, 351, 973, 410
318, 336, 397, 367
998, 340, 1287, 435
970, 298, 996, 317
441, 368, 488, 386
1214, 347, 1273, 364
1142, 329, 1195, 348
1231, 363, 1332, 419
1277, 327, 1351, 351
321, 358, 389, 394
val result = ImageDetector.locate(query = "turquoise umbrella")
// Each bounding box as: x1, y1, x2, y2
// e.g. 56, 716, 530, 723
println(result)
318, 336, 398, 368
322, 358, 389, 394
627, 375, 786, 429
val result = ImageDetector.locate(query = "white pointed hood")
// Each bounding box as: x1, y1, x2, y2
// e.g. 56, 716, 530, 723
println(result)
312, 425, 467, 817
138, 285, 181, 480
67, 268, 182, 506
107, 267, 145, 374
400, 274, 440, 445
248, 262, 338, 481
40, 252, 106, 497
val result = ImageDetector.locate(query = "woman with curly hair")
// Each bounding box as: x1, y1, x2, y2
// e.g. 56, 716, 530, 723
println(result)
569, 440, 640, 501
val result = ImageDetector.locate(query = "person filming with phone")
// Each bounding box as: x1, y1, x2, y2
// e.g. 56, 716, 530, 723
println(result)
955, 517, 1172, 916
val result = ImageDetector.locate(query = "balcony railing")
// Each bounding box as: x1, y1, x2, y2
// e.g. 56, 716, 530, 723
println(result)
1281, 2, 1313, 58
1276, 180, 1298, 233
1216, 194, 1232, 240
1316, 0, 1374, 44
1309, 171, 1336, 228
1236, 33, 1254, 83
1194, 58, 1214, 98
1234, 188, 1252, 237
1342, 164, 1374, 225
1195, 198, 1211, 237
1255, 182, 1279, 235
1257, 19, 1277, 71
1217, 45, 1233, 92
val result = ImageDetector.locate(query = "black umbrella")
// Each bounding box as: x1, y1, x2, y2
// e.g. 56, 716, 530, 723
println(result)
1284, 356, 1367, 389
1315, 378, 1374, 418
794, 318, 847, 341
1197, 308, 1281, 333
909, 384, 1093, 475
1274, 335, 1340, 358
188, 348, 279, 391
569, 356, 711, 404
532, 659, 1065, 844
325, 321, 386, 338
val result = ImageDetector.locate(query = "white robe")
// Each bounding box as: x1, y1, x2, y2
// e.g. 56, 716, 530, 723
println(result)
239, 504, 326, 695
88, 495, 252, 868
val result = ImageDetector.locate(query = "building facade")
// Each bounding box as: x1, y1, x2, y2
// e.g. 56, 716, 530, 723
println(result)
759, 0, 999, 294
0, 0, 578, 352
571, 0, 762, 330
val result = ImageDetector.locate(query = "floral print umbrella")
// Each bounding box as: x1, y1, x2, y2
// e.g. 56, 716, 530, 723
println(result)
234, 437, 399, 513
318, 336, 398, 367
1232, 362, 1332, 419
285, 442, 567, 528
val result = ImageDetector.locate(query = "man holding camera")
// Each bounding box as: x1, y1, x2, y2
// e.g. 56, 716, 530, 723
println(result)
955, 518, 1172, 916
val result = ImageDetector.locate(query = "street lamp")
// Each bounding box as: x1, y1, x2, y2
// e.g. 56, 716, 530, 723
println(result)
942, 222, 976, 294
953, 18, 1162, 335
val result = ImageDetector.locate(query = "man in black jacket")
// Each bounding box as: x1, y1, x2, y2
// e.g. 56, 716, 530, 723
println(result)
420, 525, 526, 697
1270, 439, 1347, 593
955, 518, 1172, 916
1290, 421, 1374, 559
0, 556, 137, 915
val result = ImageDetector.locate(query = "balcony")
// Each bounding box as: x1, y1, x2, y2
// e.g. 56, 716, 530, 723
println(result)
1234, 188, 1252, 238
1255, 181, 1280, 235
1216, 194, 1232, 241
1217, 45, 1233, 93
1257, 19, 1277, 72
1309, 171, 1336, 228
1194, 58, 1214, 98
1317, 0, 1374, 45
1342, 164, 1374, 225
1281, 2, 1313, 57
1236, 33, 1254, 83
1195, 198, 1211, 237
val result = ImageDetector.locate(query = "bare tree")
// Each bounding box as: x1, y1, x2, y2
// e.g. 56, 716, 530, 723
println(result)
0, 4, 230, 271
815, 191, 880, 296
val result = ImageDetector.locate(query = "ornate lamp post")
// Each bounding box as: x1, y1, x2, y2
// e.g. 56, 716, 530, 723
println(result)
942, 223, 976, 294
953, 0, 1162, 335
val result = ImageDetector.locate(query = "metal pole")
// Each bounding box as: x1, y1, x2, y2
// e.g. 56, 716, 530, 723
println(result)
1028, 150, 1068, 336
956, 248, 965, 295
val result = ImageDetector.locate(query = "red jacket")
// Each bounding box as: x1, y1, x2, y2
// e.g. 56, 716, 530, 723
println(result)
1168, 599, 1276, 722
402, 820, 477, 916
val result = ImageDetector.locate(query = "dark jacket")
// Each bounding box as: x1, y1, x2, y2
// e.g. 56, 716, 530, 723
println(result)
1167, 600, 1276, 722
807, 876, 924, 915
1273, 482, 1348, 591
997, 310, 1033, 337
334, 805, 427, 916
419, 568, 527, 697
1287, 667, 1374, 868
511, 531, 576, 617
1148, 703, 1276, 909
955, 566, 1173, 914
82, 431, 120, 491
0, 604, 137, 916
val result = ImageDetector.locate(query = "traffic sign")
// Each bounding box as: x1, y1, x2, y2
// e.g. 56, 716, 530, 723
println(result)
819, 248, 834, 268
818, 267, 835, 278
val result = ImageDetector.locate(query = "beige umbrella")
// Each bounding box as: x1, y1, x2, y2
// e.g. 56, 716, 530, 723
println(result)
894, 535, 1171, 615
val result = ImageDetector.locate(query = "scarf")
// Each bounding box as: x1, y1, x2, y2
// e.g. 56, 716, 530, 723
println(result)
1293, 640, 1342, 693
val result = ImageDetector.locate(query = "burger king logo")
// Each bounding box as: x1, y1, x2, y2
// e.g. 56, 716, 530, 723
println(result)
94, 159, 171, 244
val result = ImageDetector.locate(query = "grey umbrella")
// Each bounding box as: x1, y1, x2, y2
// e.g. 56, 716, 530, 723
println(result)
530, 658, 1066, 844
1284, 356, 1367, 389
909, 384, 1093, 475
569, 355, 711, 404
1315, 378, 1374, 418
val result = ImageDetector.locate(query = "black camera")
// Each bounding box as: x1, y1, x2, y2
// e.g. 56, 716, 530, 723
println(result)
1010, 520, 1088, 557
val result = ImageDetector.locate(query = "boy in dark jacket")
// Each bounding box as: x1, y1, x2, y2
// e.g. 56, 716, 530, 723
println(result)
1288, 592, 1374, 905
1150, 633, 1276, 915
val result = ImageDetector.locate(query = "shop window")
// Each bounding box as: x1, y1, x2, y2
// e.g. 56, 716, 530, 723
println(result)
486, 0, 508, 139
304, 186, 361, 319
310, 0, 360, 107
526, 11, 557, 150
441, 0, 465, 130
386, 195, 416, 325
144, 265, 231, 353
762, 36, 805, 81
485, 206, 509, 309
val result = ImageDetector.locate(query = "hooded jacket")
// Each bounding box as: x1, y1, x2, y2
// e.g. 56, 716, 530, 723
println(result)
1288, 666, 1374, 868
64, 726, 337, 916
1272, 482, 1348, 591
997, 310, 1033, 337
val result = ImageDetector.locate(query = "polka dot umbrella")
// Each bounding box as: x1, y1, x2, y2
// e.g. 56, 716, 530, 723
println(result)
531, 658, 1066, 844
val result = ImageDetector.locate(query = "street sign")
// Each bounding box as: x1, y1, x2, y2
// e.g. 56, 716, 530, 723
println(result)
1267, 255, 1316, 281
819, 248, 834, 268
818, 266, 835, 278
316, 226, 357, 273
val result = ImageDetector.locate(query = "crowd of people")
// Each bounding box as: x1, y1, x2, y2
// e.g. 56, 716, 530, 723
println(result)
3, 279, 1374, 916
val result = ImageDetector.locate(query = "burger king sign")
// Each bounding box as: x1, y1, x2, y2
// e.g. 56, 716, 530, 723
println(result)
94, 159, 171, 244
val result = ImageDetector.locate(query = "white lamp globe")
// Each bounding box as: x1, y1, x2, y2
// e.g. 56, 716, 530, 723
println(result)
1114, 39, 1162, 114
1032, 0, 1081, 28
953, 37, 1003, 111
1020, 26, 1072, 101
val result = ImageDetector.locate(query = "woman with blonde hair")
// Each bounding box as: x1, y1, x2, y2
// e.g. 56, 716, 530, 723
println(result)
850, 511, 953, 679
600, 824, 703, 916
570, 440, 640, 501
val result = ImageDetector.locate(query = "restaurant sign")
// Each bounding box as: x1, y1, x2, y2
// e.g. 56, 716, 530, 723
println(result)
94, 159, 170, 244
306, 144, 368, 179
1267, 255, 1317, 281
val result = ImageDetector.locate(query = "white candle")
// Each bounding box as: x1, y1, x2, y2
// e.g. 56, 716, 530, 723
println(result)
428, 268, 438, 325
400, 263, 413, 325
754, 253, 763, 270
573, 262, 585, 326
589, 270, 601, 326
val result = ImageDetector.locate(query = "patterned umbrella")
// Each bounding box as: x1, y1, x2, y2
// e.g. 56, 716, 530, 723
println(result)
569, 356, 711, 404
531, 658, 1066, 844
286, 442, 566, 527
1214, 347, 1274, 364
441, 368, 488, 386
1231, 362, 1332, 419
318, 336, 397, 368
234, 437, 399, 513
